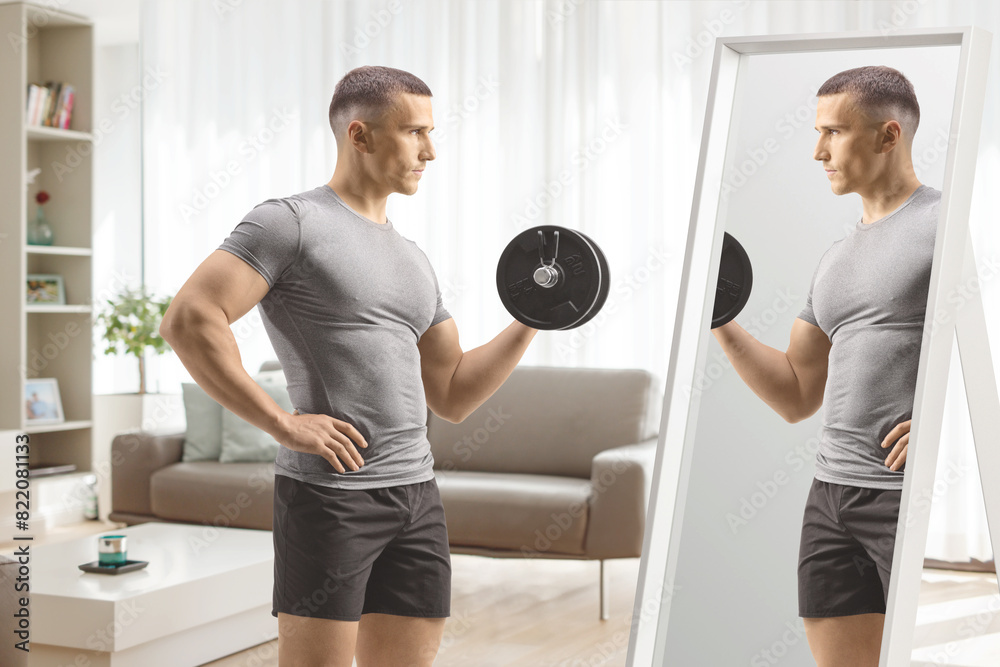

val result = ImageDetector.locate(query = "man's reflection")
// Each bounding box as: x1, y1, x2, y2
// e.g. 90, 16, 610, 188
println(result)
711, 65, 937, 667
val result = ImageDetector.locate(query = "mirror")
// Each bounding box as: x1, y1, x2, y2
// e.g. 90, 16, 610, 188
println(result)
629, 29, 993, 666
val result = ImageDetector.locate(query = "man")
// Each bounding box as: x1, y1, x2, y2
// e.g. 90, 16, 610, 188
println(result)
712, 66, 936, 666
160, 66, 538, 666
26, 392, 51, 420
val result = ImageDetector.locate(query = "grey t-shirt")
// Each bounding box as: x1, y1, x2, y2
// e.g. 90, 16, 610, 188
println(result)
218, 184, 452, 489
798, 184, 939, 490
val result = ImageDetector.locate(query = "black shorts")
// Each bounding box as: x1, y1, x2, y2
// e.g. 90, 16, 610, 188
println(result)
271, 474, 451, 622
798, 478, 902, 618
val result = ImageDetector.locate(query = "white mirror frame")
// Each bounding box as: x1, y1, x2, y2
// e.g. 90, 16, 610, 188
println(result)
627, 27, 996, 667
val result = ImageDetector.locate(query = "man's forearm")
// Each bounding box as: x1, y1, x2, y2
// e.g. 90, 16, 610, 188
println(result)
711, 321, 804, 422
161, 308, 290, 437
447, 320, 538, 421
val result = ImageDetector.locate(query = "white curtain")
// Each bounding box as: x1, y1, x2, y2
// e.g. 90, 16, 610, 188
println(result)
140, 0, 999, 562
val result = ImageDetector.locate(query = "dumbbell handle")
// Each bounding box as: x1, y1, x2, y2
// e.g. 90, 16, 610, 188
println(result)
533, 265, 560, 288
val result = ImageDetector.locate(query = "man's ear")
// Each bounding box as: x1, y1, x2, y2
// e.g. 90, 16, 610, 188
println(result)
879, 119, 904, 154
346, 119, 373, 154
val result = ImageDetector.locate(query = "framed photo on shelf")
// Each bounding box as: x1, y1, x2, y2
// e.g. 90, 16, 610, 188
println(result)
25, 378, 65, 425
26, 274, 65, 305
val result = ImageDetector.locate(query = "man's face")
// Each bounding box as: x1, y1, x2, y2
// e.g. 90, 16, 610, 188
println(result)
364, 93, 436, 196
813, 92, 886, 196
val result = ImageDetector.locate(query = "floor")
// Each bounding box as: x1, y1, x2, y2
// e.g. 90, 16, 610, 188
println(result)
8, 521, 997, 666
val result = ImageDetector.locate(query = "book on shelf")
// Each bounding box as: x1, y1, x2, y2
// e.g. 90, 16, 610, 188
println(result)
27, 462, 78, 478
25, 81, 75, 130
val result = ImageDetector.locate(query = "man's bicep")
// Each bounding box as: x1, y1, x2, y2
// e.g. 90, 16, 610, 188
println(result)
168, 249, 270, 326
417, 317, 462, 413
786, 317, 832, 415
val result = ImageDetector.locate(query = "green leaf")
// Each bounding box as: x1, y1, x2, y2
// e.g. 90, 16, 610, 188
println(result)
95, 285, 176, 364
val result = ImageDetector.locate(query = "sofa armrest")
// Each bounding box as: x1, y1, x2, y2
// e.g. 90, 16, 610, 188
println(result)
111, 430, 185, 518
584, 436, 658, 559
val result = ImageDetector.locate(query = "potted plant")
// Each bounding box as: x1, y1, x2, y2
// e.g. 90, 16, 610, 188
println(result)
94, 286, 173, 394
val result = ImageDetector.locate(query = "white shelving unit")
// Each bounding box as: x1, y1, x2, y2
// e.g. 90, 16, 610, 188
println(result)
0, 2, 96, 529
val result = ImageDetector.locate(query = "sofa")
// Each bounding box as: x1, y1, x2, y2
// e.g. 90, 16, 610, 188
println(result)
109, 364, 662, 619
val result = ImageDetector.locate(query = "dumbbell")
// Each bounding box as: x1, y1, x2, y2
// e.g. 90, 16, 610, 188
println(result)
712, 232, 753, 328
496, 225, 610, 330
496, 225, 749, 330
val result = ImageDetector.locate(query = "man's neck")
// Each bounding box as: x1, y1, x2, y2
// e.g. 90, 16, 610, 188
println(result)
326, 173, 389, 225
858, 172, 923, 225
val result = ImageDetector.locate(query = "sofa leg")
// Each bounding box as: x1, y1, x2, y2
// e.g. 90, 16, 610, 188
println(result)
600, 559, 610, 621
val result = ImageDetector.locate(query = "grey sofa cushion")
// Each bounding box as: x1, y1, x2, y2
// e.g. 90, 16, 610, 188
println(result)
428, 366, 661, 478
219, 371, 292, 463
436, 470, 591, 555
180, 370, 292, 463
181, 382, 223, 461
150, 461, 275, 530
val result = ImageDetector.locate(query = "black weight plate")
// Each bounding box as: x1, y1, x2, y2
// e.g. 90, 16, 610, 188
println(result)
712, 232, 753, 329
497, 226, 605, 330
566, 230, 610, 329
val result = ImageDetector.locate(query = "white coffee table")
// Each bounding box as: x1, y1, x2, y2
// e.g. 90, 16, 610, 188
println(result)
31, 522, 276, 667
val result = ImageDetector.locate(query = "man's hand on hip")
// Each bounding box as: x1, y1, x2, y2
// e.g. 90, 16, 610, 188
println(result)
881, 419, 911, 472
276, 409, 368, 473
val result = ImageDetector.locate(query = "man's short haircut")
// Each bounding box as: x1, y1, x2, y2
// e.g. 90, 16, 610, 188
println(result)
817, 65, 920, 139
328, 65, 432, 139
